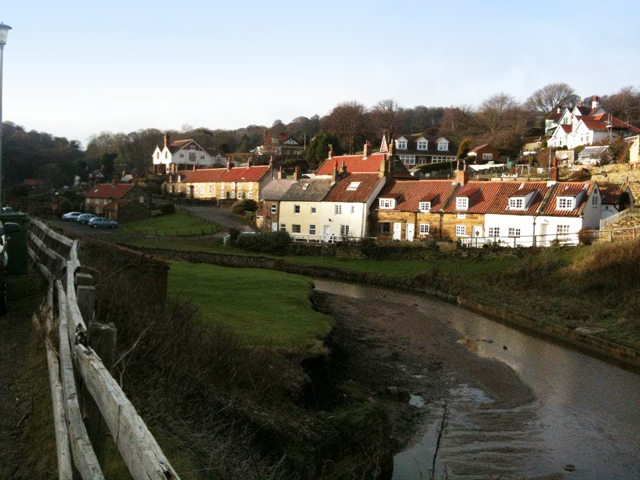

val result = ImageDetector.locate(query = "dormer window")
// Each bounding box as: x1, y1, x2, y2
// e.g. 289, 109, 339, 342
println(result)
456, 197, 469, 210
419, 201, 431, 212
396, 139, 408, 150
417, 140, 428, 150
347, 182, 361, 191
379, 198, 395, 209
557, 197, 574, 210
508, 197, 525, 210
437, 140, 448, 151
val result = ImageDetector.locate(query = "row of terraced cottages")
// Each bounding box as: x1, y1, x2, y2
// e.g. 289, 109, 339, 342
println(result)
259, 144, 633, 246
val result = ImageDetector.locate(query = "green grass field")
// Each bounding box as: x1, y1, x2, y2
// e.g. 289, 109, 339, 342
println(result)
121, 211, 219, 236
168, 262, 334, 350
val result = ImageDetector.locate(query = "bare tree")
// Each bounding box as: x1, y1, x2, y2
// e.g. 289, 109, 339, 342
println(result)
326, 101, 368, 154
372, 99, 402, 139
601, 86, 640, 125
525, 83, 580, 115
440, 105, 474, 138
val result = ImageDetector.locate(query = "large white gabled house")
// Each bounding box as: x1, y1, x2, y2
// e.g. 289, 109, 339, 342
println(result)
393, 134, 457, 167
152, 134, 226, 174
548, 96, 640, 149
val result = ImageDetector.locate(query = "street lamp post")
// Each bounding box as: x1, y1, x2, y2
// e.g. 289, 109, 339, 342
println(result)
0, 23, 12, 205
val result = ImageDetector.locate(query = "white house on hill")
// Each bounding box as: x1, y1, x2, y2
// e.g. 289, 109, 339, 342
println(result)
152, 134, 226, 174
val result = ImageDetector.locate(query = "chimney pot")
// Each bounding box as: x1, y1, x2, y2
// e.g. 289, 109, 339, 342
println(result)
455, 162, 469, 186
163, 133, 169, 149
363, 140, 370, 159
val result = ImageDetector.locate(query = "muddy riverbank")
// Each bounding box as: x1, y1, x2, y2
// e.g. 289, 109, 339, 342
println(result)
313, 279, 640, 480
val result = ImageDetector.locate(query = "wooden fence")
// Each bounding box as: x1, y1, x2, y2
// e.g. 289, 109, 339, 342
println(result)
27, 217, 180, 480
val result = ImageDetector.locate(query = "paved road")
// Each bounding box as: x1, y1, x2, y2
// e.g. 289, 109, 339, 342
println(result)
178, 206, 258, 237
49, 219, 117, 236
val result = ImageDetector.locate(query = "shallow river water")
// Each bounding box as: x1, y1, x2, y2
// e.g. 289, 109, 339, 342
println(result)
312, 278, 640, 479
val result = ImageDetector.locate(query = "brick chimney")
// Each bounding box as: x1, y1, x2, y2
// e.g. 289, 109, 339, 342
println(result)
277, 166, 284, 180
163, 133, 170, 149
341, 160, 347, 174
112, 175, 118, 186
455, 160, 469, 186
226, 159, 232, 171
247, 157, 252, 167
294, 165, 301, 181
328, 144, 333, 160
363, 140, 370, 159
550, 156, 559, 181
332, 160, 339, 183
591, 95, 600, 110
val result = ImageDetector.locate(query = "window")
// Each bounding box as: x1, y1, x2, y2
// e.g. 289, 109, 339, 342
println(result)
379, 223, 391, 234
139, 196, 144, 203
456, 197, 469, 210
482, 153, 494, 160
311, 206, 317, 214
488, 227, 500, 237
508, 227, 521, 237
438, 141, 448, 151
309, 224, 316, 235
156, 152, 160, 159
419, 224, 430, 235
457, 213, 466, 219
340, 225, 349, 237
335, 204, 342, 215
591, 194, 598, 206
417, 140, 428, 150
397, 140, 408, 150
399, 154, 416, 165
248, 191, 253, 199
280, 223, 286, 232
208, 185, 213, 195
557, 225, 570, 235
509, 197, 524, 210
200, 155, 205, 160
292, 224, 301, 233
379, 198, 395, 209
557, 197, 574, 210
455, 225, 466, 237
350, 205, 355, 214
230, 191, 235, 199
419, 201, 431, 212
270, 204, 277, 214
294, 205, 300, 214
347, 182, 361, 191
164, 152, 168, 159
180, 153, 184, 158
237, 192, 244, 199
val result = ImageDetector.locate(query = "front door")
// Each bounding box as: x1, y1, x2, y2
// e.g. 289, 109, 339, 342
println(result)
271, 222, 277, 232
323, 225, 332, 242
472, 225, 483, 247
406, 223, 415, 242
393, 222, 402, 240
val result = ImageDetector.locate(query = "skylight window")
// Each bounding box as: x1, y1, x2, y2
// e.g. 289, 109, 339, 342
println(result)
347, 182, 361, 191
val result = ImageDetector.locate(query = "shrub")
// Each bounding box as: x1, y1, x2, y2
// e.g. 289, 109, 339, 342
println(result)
241, 199, 258, 213
578, 228, 594, 246
160, 203, 176, 215
228, 227, 241, 243
57, 198, 73, 217
231, 203, 245, 215
235, 231, 291, 256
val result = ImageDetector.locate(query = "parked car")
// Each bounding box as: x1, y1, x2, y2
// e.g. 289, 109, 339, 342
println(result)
62, 211, 82, 221
77, 213, 96, 225
88, 217, 118, 229
0, 222, 22, 315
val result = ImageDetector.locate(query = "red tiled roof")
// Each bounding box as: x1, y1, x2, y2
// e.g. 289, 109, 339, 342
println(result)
484, 182, 551, 216
316, 153, 386, 175
377, 180, 457, 211
323, 173, 383, 203
85, 183, 134, 199
184, 166, 270, 183
443, 181, 503, 213
540, 182, 592, 217
24, 178, 45, 186
560, 124, 573, 133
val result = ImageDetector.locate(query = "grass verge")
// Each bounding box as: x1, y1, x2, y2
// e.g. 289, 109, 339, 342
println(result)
169, 261, 335, 350
121, 211, 219, 236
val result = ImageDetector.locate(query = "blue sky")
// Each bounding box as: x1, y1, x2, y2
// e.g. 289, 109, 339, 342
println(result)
3, 0, 639, 146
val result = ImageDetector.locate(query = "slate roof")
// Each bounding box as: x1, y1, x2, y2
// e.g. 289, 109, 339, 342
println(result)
262, 179, 296, 201
85, 183, 134, 199
281, 178, 334, 202
394, 134, 457, 157
323, 173, 384, 203
599, 185, 628, 205
376, 180, 457, 212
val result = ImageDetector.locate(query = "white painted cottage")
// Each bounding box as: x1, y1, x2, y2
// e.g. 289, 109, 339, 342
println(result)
152, 134, 226, 174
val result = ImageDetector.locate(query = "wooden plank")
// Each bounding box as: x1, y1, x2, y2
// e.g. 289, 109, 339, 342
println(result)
44, 284, 74, 480
29, 218, 74, 248
56, 282, 105, 480
65, 261, 88, 346
28, 247, 55, 284
74, 345, 180, 480
28, 231, 66, 267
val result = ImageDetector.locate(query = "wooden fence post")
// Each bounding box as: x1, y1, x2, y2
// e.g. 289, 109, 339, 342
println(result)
77, 285, 96, 326
86, 322, 117, 467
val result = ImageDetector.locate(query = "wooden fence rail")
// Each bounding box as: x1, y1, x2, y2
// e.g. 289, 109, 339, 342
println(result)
27, 217, 180, 480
